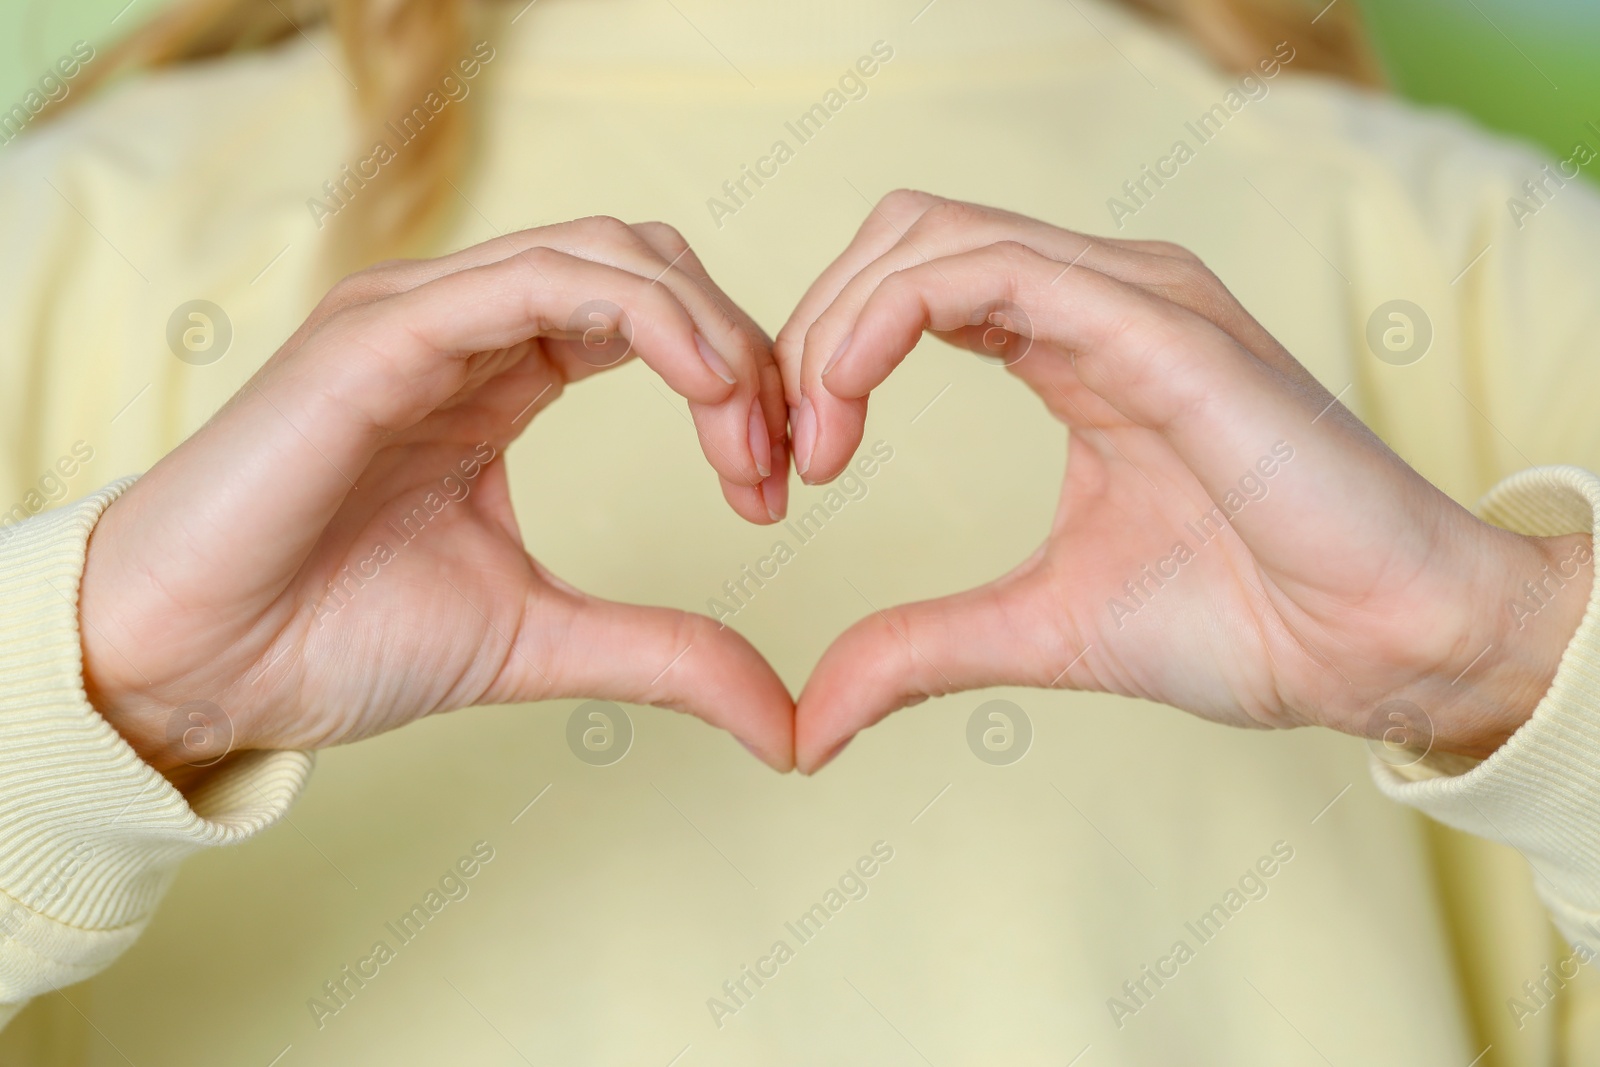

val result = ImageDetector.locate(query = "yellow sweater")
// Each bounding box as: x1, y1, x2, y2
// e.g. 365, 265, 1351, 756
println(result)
3, 0, 1600, 1063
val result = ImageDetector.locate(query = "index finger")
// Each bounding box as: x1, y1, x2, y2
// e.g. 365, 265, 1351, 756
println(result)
630, 222, 791, 525
773, 189, 944, 409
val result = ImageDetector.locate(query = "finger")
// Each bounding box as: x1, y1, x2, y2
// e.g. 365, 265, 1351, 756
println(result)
817, 242, 1414, 585
779, 198, 1117, 483
147, 251, 741, 617
551, 220, 772, 492
516, 586, 796, 772
807, 203, 1101, 390
795, 570, 1070, 773
776, 190, 1149, 404
630, 222, 791, 522
774, 189, 943, 405
291, 216, 723, 339
773, 192, 951, 482
476, 220, 775, 498
825, 242, 1292, 453
786, 196, 1301, 485
309, 217, 782, 502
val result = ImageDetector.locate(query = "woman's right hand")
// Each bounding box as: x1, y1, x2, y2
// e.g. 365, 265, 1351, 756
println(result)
77, 218, 798, 774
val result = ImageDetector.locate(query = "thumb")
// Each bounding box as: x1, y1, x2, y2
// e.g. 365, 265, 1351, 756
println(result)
795, 570, 1073, 773
515, 585, 796, 771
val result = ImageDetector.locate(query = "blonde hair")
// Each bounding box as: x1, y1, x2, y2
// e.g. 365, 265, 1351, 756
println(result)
1122, 0, 1385, 87
56, 0, 1383, 270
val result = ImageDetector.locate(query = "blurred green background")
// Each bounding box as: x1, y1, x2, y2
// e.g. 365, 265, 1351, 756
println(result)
0, 0, 1597, 181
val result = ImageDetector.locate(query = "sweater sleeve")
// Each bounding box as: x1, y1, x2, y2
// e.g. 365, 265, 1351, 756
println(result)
1372, 465, 1600, 950
0, 478, 312, 1028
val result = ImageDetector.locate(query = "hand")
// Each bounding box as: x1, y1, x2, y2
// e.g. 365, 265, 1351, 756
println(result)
778, 191, 1592, 773
80, 218, 797, 775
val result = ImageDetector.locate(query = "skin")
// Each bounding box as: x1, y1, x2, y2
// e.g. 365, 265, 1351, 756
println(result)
81, 195, 1592, 784
775, 191, 1593, 773
79, 217, 797, 776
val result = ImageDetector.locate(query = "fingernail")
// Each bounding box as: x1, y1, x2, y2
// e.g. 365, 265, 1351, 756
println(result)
695, 333, 737, 385
747, 397, 771, 479
811, 736, 852, 773
793, 395, 816, 477
739, 738, 764, 760
821, 331, 853, 379
761, 449, 788, 522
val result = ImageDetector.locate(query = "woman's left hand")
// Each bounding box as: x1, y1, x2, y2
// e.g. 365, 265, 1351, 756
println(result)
776, 191, 1593, 773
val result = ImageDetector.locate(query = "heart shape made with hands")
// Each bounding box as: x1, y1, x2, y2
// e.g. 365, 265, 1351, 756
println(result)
81, 191, 1563, 779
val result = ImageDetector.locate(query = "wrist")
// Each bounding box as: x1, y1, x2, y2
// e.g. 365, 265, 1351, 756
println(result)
82, 664, 240, 778
79, 516, 237, 779
1429, 531, 1593, 758
83, 686, 240, 783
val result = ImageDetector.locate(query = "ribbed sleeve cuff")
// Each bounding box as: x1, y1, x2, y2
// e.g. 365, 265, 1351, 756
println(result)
0, 479, 312, 1004
1372, 465, 1600, 946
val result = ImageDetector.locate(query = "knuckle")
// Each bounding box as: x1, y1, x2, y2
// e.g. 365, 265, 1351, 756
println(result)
634, 220, 691, 256
680, 610, 717, 644
989, 239, 1039, 267
1165, 256, 1217, 289
330, 257, 423, 301
1155, 258, 1228, 313
879, 187, 932, 209
314, 299, 390, 359
877, 187, 940, 224
920, 198, 983, 232
1091, 303, 1160, 360
324, 271, 380, 308
308, 270, 393, 327
520, 243, 559, 266
877, 266, 921, 302
574, 214, 636, 245
517, 245, 568, 276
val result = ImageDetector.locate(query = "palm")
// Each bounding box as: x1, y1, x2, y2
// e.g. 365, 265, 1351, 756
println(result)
91, 342, 563, 756
1030, 381, 1325, 733
997, 343, 1480, 738
279, 425, 541, 750
1042, 412, 1285, 725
